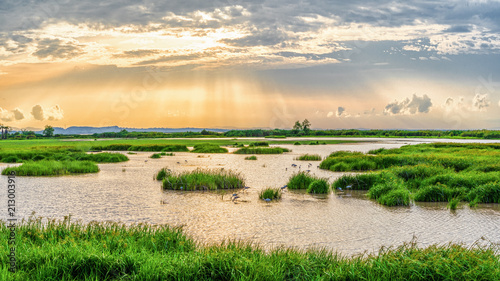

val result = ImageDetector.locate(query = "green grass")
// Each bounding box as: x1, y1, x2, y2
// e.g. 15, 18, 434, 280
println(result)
1, 217, 499, 280
328, 143, 500, 207
234, 147, 290, 154
244, 156, 257, 160
295, 154, 322, 161
307, 180, 330, 194
249, 141, 269, 147
0, 138, 358, 153
191, 143, 228, 153
448, 198, 460, 210
161, 168, 244, 191
332, 173, 380, 190
287, 172, 327, 190
150, 153, 162, 159
155, 168, 172, 181
91, 143, 189, 152
259, 187, 282, 200
1, 160, 99, 176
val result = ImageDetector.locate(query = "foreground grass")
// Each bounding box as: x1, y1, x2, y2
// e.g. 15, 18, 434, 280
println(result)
328, 143, 500, 206
1, 217, 498, 280
160, 168, 245, 191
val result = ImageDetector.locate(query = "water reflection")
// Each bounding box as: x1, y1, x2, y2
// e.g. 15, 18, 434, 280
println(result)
0, 138, 499, 256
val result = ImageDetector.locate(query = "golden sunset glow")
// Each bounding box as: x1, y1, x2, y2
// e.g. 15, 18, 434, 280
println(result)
1, 1, 499, 130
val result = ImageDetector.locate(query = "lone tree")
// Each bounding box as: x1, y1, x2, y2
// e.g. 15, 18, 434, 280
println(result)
292, 121, 302, 134
301, 119, 311, 134
43, 125, 54, 137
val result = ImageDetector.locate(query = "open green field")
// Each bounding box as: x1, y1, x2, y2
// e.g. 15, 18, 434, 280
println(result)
1, 217, 498, 280
0, 138, 360, 152
327, 143, 500, 207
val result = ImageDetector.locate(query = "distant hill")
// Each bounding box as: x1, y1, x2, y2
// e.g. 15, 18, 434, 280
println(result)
30, 126, 229, 135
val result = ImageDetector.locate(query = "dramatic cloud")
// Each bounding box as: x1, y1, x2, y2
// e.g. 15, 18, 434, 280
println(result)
472, 94, 491, 111
384, 94, 432, 115
0, 107, 25, 122
30, 105, 64, 121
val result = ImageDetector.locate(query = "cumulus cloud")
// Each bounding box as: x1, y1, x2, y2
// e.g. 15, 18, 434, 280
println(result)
326, 111, 334, 118
384, 94, 433, 115
336, 107, 345, 117
472, 94, 490, 111
0, 107, 25, 122
31, 105, 64, 121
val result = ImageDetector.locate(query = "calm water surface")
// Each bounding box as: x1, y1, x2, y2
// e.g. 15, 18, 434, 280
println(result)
1, 138, 499, 256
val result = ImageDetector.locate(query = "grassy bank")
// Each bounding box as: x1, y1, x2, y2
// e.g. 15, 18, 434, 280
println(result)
1, 160, 99, 176
191, 143, 228, 153
328, 143, 500, 206
234, 147, 290, 154
1, 217, 498, 280
159, 168, 245, 190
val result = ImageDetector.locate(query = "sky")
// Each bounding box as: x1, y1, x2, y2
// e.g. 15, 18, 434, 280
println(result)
0, 0, 500, 130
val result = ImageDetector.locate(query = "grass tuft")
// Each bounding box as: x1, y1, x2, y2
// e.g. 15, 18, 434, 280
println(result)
307, 180, 330, 194
161, 168, 244, 191
234, 147, 290, 154
191, 143, 228, 153
259, 187, 282, 200
244, 156, 257, 160
295, 154, 322, 161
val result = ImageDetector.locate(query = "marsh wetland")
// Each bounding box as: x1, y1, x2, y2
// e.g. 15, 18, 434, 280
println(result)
0, 138, 499, 257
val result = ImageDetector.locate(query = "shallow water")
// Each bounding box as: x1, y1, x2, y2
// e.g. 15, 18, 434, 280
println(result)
1, 138, 499, 256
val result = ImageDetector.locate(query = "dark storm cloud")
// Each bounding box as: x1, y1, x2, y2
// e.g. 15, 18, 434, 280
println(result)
2, 0, 500, 35
33, 38, 84, 59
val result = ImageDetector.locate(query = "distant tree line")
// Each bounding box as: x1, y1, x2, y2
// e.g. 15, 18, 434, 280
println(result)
223, 129, 500, 139
1, 123, 499, 140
